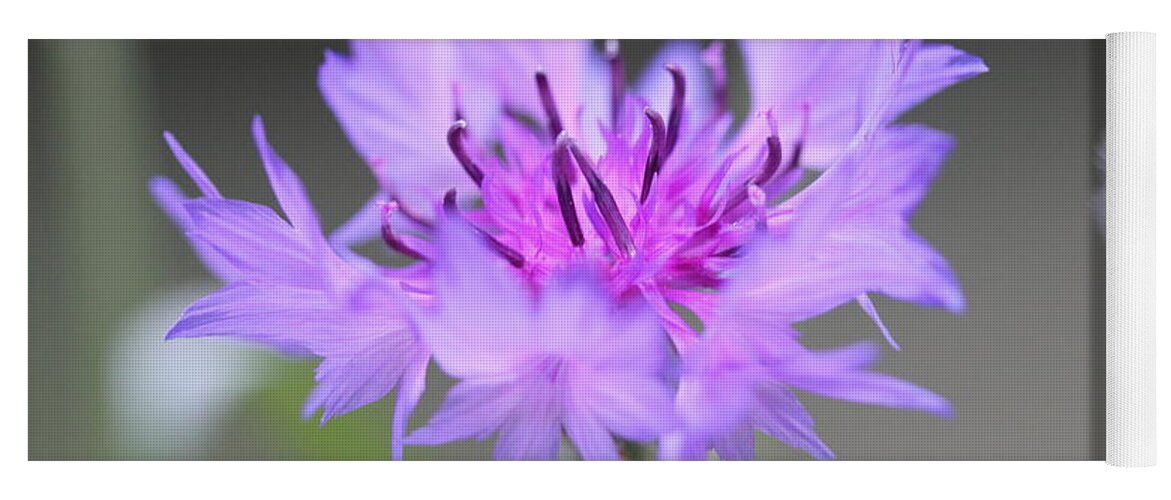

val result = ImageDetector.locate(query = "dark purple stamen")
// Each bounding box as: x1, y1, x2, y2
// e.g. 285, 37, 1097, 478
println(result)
786, 141, 803, 173
664, 64, 686, 158
442, 189, 459, 213
751, 135, 785, 186
607, 40, 625, 129
722, 135, 785, 218
380, 202, 427, 261
640, 107, 667, 203
552, 135, 586, 247
563, 133, 636, 258
534, 70, 564, 140
442, 189, 526, 268
715, 245, 742, 258
446, 120, 484, 186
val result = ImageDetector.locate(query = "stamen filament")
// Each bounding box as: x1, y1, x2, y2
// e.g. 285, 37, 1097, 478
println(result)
446, 120, 484, 186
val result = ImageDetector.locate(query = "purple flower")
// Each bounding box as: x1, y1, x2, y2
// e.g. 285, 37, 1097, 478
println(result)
155, 39, 986, 459
659, 121, 963, 459
152, 117, 429, 460
405, 218, 675, 460
321, 40, 983, 350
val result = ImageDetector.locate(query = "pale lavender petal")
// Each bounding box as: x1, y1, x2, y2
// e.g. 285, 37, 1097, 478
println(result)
752, 385, 835, 460
537, 270, 669, 374
164, 283, 328, 354
712, 426, 755, 460
302, 330, 421, 425
857, 293, 900, 351
675, 346, 759, 435
148, 176, 239, 281
735, 220, 965, 322
740, 40, 985, 168
252, 115, 323, 236
318, 41, 481, 217
406, 381, 522, 446
658, 431, 710, 461
327, 193, 384, 260
493, 382, 564, 460
575, 373, 675, 442
774, 342, 953, 418
183, 198, 326, 288
564, 409, 621, 460
163, 131, 221, 198
166, 277, 406, 352
419, 218, 535, 379
391, 352, 430, 460
832, 125, 957, 220
730, 126, 965, 323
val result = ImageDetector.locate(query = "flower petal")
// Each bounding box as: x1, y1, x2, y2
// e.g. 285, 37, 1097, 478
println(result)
564, 409, 621, 460
406, 381, 521, 447
163, 131, 221, 198
537, 271, 670, 374
391, 352, 430, 460
492, 381, 564, 460
165, 283, 328, 349
712, 426, 755, 460
183, 198, 328, 288
576, 373, 675, 442
730, 126, 965, 324
148, 176, 240, 281
302, 330, 422, 425
772, 342, 953, 418
318, 41, 483, 217
752, 385, 835, 460
740, 40, 986, 168
419, 218, 535, 379
252, 115, 323, 236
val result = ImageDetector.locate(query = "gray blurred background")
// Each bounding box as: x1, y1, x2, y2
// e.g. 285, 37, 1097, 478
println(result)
28, 40, 1105, 460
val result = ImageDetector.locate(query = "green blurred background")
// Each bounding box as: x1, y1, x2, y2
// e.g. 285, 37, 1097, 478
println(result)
28, 40, 1105, 460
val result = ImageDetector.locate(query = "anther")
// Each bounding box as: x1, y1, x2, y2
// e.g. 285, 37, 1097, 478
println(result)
640, 107, 667, 203
442, 189, 458, 214
664, 64, 686, 158
446, 120, 484, 186
552, 133, 586, 247
564, 134, 636, 258
535, 69, 564, 140
714, 245, 741, 258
